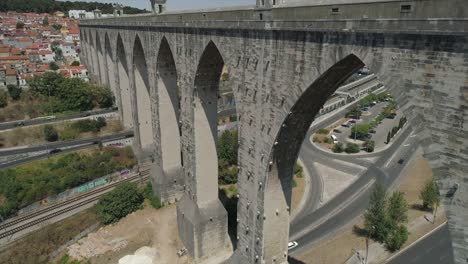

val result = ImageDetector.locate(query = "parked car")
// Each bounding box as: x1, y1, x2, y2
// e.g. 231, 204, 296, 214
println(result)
288, 241, 299, 251
341, 122, 352, 128
398, 159, 405, 164
49, 148, 62, 154
364, 134, 372, 140
333, 129, 342, 133
349, 120, 357, 124
369, 129, 376, 134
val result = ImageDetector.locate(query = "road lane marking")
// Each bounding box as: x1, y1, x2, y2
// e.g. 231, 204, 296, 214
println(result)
290, 178, 376, 242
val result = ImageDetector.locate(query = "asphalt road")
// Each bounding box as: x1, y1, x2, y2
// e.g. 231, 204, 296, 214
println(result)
0, 130, 133, 156
289, 122, 418, 256
0, 108, 117, 131
386, 224, 454, 264
0, 131, 134, 169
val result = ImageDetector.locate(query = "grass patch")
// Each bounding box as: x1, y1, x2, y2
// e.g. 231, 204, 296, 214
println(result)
0, 119, 124, 148
0, 209, 98, 264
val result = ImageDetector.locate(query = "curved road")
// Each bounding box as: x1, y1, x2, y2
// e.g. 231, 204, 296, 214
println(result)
290, 121, 417, 256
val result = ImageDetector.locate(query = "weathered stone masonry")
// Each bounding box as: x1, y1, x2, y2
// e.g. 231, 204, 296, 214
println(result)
80, 1, 468, 263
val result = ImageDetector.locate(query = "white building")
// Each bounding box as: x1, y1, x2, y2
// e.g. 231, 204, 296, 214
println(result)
69, 10, 86, 19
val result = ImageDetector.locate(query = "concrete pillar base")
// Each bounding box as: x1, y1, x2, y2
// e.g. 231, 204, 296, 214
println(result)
150, 163, 184, 204
177, 194, 233, 263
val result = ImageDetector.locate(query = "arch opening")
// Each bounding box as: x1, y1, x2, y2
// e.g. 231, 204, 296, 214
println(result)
261, 54, 365, 263
116, 35, 133, 129
193, 41, 225, 205
133, 35, 154, 149
156, 37, 182, 175
104, 33, 117, 104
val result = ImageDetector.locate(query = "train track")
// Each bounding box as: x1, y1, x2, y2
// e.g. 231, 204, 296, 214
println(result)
0, 170, 149, 240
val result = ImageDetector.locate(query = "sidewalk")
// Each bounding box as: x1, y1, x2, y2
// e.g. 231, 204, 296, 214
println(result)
345, 206, 447, 264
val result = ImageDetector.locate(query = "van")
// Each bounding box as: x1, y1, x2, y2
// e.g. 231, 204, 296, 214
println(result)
331, 134, 338, 144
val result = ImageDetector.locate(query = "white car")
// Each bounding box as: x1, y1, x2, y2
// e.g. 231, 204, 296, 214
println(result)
288, 241, 298, 251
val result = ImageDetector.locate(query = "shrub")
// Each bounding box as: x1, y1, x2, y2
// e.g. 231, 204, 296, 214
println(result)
141, 183, 162, 209
294, 163, 303, 178
71, 118, 106, 133
317, 128, 329, 135
95, 182, 144, 224
44, 124, 58, 142
7, 84, 22, 100
364, 140, 375, 152
59, 127, 80, 140
323, 137, 333, 144
345, 143, 360, 153
332, 142, 344, 153
70, 61, 80, 66
385, 225, 409, 251
0, 90, 7, 108
312, 135, 321, 143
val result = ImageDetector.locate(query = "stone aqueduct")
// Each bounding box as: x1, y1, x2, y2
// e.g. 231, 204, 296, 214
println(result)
79, 0, 468, 263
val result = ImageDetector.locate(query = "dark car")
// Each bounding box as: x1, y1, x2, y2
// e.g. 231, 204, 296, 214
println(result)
49, 148, 62, 154
397, 159, 405, 164
349, 120, 357, 124
333, 129, 342, 133
369, 129, 376, 134
364, 134, 372, 139
14, 121, 25, 127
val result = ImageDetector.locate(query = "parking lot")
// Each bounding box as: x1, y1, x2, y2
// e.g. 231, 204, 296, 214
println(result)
329, 102, 402, 151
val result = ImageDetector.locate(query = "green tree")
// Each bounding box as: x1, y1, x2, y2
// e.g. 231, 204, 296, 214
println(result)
217, 130, 238, 166
345, 143, 360, 154
294, 163, 303, 178
49, 61, 59, 71
364, 185, 389, 242
95, 182, 143, 224
420, 179, 441, 222
351, 123, 370, 139
43, 124, 58, 142
7, 84, 22, 100
54, 48, 63, 60
70, 61, 80, 66
16, 22, 24, 29
42, 16, 49, 26
0, 90, 9, 108
332, 142, 344, 153
387, 191, 408, 225
385, 225, 409, 251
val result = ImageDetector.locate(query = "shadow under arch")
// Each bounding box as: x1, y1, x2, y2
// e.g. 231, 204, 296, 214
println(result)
132, 34, 154, 149
260, 54, 364, 263
95, 31, 106, 85
152, 36, 183, 202
88, 30, 98, 79
104, 33, 117, 103
116, 34, 133, 129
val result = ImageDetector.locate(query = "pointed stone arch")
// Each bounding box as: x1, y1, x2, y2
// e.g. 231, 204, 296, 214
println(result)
248, 54, 364, 263
116, 34, 133, 129
132, 34, 154, 149
95, 31, 107, 86
104, 33, 118, 105
177, 40, 232, 261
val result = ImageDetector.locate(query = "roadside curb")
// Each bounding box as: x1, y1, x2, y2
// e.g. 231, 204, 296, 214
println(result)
290, 158, 313, 222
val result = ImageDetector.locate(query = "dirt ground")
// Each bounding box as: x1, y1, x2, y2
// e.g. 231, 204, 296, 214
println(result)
66, 204, 189, 264
295, 151, 446, 264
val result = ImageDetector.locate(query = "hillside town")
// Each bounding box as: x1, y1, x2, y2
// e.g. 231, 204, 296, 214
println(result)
0, 10, 88, 88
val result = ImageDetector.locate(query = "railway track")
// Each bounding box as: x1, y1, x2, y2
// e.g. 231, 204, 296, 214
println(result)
0, 170, 149, 240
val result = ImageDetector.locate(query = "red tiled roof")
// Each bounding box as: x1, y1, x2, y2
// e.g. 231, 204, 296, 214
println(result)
0, 55, 28, 61
6, 69, 16, 76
